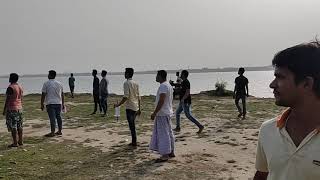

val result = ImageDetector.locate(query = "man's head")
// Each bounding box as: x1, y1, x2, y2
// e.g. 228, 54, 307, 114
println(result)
48, 70, 56, 79
125, 68, 134, 79
238, 67, 245, 75
71, 73, 73, 77
181, 70, 189, 80
9, 73, 19, 83
92, 69, 97, 77
269, 40, 320, 107
176, 71, 180, 77
156, 70, 167, 83
101, 70, 107, 77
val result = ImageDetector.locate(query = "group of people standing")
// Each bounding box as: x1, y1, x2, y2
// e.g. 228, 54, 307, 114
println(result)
90, 69, 109, 116
1, 67, 205, 162
2, 41, 320, 179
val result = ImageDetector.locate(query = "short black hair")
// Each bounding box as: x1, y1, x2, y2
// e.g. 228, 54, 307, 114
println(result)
125, 68, 134, 78
71, 73, 73, 76
272, 40, 320, 96
181, 70, 189, 78
157, 70, 167, 80
101, 70, 107, 77
9, 73, 19, 83
48, 70, 56, 79
238, 67, 245, 74
92, 69, 97, 75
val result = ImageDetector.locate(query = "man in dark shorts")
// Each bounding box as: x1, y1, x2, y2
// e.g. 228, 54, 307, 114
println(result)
68, 73, 75, 98
3, 73, 24, 148
91, 69, 101, 115
233, 67, 249, 119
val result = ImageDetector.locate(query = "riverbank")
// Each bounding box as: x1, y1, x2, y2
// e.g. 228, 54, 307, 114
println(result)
0, 93, 282, 180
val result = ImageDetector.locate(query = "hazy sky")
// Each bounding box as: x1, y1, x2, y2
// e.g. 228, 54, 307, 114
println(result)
1, 0, 320, 75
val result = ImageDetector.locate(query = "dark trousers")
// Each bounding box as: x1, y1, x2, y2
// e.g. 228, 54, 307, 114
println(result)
235, 95, 246, 115
126, 109, 137, 144
100, 95, 108, 115
46, 104, 62, 133
93, 94, 102, 113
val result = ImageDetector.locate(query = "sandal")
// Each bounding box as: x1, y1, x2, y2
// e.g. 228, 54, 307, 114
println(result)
55, 132, 62, 136
44, 133, 55, 137
155, 158, 169, 163
8, 144, 18, 148
169, 153, 176, 158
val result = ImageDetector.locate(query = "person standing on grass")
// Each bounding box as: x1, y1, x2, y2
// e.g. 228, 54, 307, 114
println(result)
90, 69, 101, 115
254, 41, 320, 180
233, 67, 249, 120
150, 70, 175, 163
2, 73, 24, 148
114, 68, 141, 147
68, 73, 75, 98
174, 70, 204, 133
41, 70, 65, 137
99, 70, 109, 117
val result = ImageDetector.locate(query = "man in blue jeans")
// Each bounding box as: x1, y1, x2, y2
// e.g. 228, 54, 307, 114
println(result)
41, 70, 65, 137
174, 70, 204, 133
114, 68, 141, 147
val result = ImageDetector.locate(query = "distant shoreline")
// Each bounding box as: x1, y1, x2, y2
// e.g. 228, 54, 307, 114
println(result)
0, 65, 273, 78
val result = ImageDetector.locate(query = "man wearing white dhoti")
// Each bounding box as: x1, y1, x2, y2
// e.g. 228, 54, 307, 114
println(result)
150, 70, 175, 163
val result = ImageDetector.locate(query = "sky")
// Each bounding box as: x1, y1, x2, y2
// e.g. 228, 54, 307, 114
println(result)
0, 0, 320, 75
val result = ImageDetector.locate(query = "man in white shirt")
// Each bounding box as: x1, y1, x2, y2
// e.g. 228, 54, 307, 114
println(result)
41, 70, 65, 137
114, 68, 141, 147
254, 41, 320, 180
149, 70, 175, 162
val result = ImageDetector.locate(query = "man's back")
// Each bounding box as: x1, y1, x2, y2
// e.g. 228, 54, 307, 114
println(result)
42, 79, 63, 105
69, 77, 75, 87
235, 75, 248, 95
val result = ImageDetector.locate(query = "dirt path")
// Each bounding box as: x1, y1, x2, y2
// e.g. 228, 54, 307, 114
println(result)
1, 112, 259, 180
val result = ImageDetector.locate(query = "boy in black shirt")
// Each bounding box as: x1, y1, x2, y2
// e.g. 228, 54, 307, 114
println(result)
234, 67, 249, 119
174, 70, 204, 133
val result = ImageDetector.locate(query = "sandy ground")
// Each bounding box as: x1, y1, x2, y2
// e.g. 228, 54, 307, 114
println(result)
0, 111, 259, 180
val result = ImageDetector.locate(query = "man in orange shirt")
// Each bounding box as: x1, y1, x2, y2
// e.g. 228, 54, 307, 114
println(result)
2, 73, 24, 148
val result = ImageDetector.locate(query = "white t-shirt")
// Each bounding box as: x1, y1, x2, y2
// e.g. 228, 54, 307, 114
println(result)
42, 79, 63, 105
155, 81, 173, 116
256, 109, 320, 180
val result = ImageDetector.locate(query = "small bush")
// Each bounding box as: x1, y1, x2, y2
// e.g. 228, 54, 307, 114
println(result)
215, 81, 227, 96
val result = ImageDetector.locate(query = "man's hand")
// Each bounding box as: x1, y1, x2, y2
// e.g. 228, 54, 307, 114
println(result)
136, 109, 141, 116
41, 104, 44, 111
151, 112, 156, 120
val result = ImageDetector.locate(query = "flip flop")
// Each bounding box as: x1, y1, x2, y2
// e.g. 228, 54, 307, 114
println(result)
44, 133, 55, 137
155, 158, 169, 163
8, 144, 18, 148
55, 132, 62, 136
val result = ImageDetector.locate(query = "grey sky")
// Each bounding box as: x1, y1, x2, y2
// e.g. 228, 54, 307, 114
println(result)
0, 0, 320, 75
